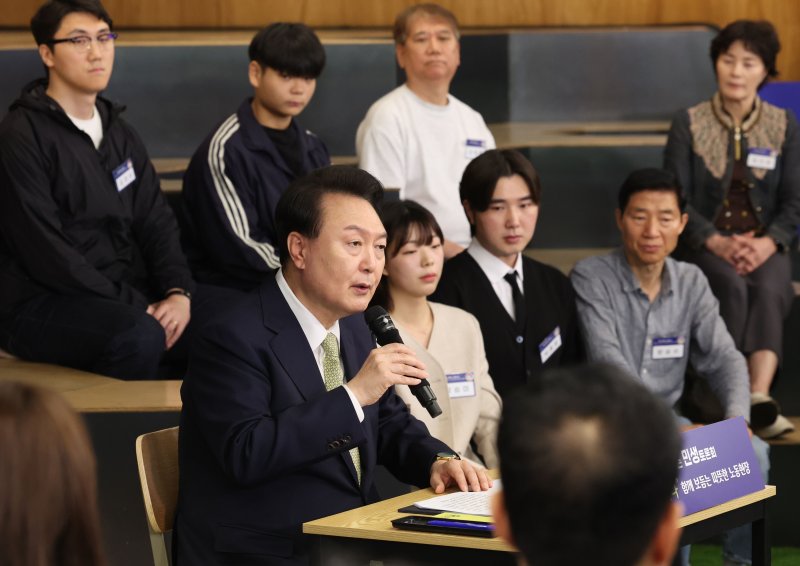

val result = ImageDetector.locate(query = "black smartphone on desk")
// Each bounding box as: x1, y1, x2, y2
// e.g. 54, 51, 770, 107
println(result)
392, 515, 495, 538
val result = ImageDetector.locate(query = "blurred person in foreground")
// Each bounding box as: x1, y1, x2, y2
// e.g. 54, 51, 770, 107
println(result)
493, 363, 682, 566
0, 380, 105, 566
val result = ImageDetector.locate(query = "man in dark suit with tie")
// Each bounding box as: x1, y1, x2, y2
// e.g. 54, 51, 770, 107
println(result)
431, 149, 583, 397
175, 165, 490, 565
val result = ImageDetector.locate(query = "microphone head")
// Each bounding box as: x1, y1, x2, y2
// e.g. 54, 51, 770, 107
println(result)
364, 305, 402, 346
364, 305, 389, 327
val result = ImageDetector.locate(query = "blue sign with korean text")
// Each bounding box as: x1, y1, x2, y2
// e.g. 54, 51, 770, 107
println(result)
672, 417, 764, 516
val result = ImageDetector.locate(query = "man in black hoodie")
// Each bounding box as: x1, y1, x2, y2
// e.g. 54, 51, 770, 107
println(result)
0, 0, 195, 380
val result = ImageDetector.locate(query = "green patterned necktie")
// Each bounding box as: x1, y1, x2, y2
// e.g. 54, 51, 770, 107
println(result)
321, 332, 361, 485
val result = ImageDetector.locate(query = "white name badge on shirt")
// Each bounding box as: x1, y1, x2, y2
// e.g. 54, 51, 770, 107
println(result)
446, 372, 476, 398
539, 326, 562, 364
464, 139, 487, 160
746, 148, 777, 170
652, 336, 685, 360
113, 158, 136, 192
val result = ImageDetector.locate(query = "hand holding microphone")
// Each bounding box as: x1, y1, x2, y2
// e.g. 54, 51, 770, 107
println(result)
363, 306, 442, 418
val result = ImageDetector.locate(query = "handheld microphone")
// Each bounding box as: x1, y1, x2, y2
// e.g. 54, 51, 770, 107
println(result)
364, 306, 442, 418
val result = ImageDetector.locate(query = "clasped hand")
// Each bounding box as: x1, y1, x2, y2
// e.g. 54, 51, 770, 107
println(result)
706, 232, 776, 275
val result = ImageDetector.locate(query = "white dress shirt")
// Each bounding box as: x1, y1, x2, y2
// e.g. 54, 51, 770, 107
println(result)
466, 239, 524, 321
276, 269, 365, 421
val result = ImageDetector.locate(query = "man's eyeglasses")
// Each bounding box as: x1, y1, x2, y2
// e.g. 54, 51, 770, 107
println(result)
48, 32, 118, 52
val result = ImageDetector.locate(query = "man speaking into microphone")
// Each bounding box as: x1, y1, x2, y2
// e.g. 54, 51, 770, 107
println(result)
176, 165, 490, 565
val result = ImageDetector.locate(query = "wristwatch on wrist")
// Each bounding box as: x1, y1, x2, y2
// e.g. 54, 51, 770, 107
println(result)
165, 288, 192, 301
435, 452, 461, 462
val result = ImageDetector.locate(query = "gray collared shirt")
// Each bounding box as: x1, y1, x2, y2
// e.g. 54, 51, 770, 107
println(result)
570, 249, 749, 420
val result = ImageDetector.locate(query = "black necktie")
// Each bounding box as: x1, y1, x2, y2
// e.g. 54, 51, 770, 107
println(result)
503, 271, 526, 333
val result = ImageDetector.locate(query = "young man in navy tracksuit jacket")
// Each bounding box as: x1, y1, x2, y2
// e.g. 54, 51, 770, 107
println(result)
182, 23, 330, 290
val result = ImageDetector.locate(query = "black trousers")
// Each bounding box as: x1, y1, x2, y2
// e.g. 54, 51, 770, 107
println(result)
0, 283, 242, 380
675, 245, 793, 361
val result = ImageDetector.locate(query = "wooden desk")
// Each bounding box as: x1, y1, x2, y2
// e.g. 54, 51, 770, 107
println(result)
524, 247, 613, 275
489, 120, 669, 149
0, 358, 181, 413
153, 155, 357, 181
61, 380, 182, 413
305, 485, 776, 566
676, 485, 776, 566
306, 484, 511, 553
0, 358, 116, 393
150, 120, 669, 181
765, 417, 800, 446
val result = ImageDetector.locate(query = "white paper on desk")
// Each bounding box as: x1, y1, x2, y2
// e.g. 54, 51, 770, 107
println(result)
413, 480, 502, 516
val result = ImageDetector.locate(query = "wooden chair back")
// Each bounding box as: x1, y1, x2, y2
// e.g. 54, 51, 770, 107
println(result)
135, 426, 179, 566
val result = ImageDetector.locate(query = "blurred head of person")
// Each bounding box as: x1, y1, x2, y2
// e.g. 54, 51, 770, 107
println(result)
493, 363, 682, 566
0, 380, 105, 566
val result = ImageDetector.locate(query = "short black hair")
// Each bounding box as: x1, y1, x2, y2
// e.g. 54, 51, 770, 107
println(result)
370, 200, 444, 312
460, 149, 542, 235
617, 168, 686, 213
710, 20, 780, 88
31, 0, 113, 46
275, 165, 383, 266
248, 23, 326, 79
497, 363, 681, 566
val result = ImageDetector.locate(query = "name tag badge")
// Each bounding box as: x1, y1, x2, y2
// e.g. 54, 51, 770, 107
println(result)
652, 336, 685, 360
539, 326, 562, 364
464, 139, 487, 160
113, 158, 136, 192
746, 148, 777, 170
446, 372, 476, 398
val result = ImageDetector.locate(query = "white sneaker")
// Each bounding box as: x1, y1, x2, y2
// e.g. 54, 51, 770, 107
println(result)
754, 414, 795, 440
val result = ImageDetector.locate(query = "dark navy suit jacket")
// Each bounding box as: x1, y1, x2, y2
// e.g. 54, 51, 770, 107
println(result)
175, 276, 447, 565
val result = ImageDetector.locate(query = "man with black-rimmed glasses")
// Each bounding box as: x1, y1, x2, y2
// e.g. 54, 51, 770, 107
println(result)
0, 0, 195, 380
